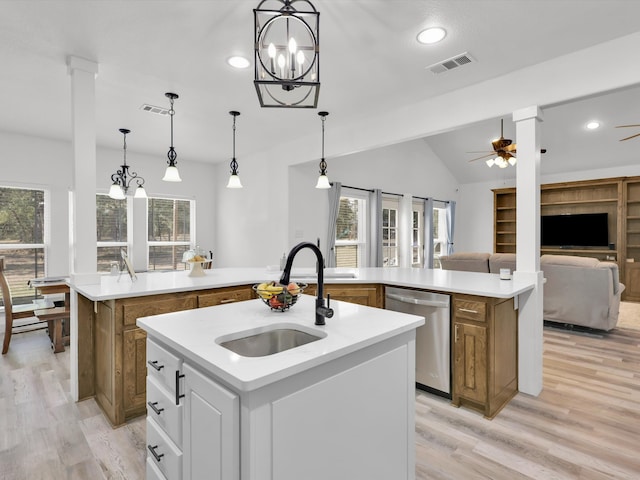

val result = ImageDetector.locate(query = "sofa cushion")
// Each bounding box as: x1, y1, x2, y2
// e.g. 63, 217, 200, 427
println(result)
489, 253, 516, 274
439, 252, 490, 273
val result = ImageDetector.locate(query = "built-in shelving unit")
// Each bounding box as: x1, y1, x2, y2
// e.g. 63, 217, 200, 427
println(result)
493, 176, 640, 301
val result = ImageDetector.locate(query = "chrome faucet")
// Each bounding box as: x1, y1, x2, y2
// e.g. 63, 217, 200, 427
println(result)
280, 241, 334, 326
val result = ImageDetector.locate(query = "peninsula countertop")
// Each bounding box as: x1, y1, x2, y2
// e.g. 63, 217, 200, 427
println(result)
71, 266, 535, 302
137, 295, 425, 391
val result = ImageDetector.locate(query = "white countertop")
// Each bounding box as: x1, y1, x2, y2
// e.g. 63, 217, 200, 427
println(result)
137, 295, 425, 392
72, 267, 535, 301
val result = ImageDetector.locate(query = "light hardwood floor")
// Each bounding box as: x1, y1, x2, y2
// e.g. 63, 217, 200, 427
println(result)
1, 325, 639, 479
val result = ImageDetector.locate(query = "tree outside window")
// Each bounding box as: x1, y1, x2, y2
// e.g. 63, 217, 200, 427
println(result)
148, 198, 193, 270
96, 194, 128, 273
0, 186, 45, 303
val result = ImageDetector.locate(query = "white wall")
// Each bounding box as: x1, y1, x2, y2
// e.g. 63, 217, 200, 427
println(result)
1, 130, 216, 276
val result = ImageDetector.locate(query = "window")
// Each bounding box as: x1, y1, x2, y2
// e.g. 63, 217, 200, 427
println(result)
96, 194, 128, 273
382, 197, 399, 267
433, 205, 447, 268
148, 197, 193, 270
0, 186, 45, 305
412, 201, 424, 267
335, 194, 367, 267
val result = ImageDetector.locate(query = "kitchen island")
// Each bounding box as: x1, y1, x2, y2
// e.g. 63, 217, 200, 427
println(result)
137, 295, 424, 480
71, 267, 535, 426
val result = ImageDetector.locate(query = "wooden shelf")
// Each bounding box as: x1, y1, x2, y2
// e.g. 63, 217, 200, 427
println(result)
541, 248, 616, 255
540, 198, 617, 206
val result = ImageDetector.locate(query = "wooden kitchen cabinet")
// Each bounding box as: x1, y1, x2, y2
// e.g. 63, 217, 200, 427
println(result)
451, 294, 517, 419
86, 286, 253, 427
304, 283, 383, 308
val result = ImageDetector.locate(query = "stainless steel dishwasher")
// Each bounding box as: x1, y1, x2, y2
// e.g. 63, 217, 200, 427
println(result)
385, 286, 451, 398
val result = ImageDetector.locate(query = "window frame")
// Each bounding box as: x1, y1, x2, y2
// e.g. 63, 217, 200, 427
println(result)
147, 196, 196, 270
96, 193, 130, 273
334, 190, 369, 268
411, 200, 424, 268
382, 196, 400, 267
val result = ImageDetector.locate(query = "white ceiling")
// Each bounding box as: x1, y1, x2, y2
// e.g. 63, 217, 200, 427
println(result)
1, 0, 640, 184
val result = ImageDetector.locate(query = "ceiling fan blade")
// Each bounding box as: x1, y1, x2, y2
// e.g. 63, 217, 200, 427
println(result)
466, 150, 494, 154
468, 153, 496, 162
615, 124, 640, 128
503, 143, 517, 152
620, 132, 640, 141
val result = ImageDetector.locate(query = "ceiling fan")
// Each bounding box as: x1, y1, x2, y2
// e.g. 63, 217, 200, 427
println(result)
467, 119, 546, 168
616, 124, 640, 142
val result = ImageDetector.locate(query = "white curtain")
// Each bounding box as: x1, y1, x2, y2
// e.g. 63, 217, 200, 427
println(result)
369, 189, 383, 267
325, 182, 341, 268
446, 200, 456, 255
423, 198, 434, 268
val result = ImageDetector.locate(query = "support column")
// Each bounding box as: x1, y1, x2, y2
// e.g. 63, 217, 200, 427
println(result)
512, 105, 544, 396
67, 56, 99, 401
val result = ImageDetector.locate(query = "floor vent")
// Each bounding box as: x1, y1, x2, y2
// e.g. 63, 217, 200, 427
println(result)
140, 104, 169, 115
427, 52, 475, 74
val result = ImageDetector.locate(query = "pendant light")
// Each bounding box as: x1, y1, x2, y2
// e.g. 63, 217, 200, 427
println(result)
162, 92, 182, 182
315, 111, 331, 189
109, 128, 147, 199
226, 111, 243, 188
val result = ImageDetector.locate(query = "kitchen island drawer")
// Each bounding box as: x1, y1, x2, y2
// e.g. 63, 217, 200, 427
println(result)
453, 299, 486, 323
147, 416, 182, 480
147, 376, 183, 447
147, 339, 182, 395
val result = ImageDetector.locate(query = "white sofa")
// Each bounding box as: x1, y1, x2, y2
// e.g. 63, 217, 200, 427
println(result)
439, 252, 625, 331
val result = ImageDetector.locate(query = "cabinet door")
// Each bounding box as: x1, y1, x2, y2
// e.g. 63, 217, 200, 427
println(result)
306, 284, 381, 307
123, 327, 148, 417
182, 363, 239, 480
453, 321, 487, 404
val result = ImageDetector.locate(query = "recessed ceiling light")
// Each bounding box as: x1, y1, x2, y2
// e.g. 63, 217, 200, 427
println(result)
227, 56, 250, 69
586, 121, 601, 130
417, 27, 447, 45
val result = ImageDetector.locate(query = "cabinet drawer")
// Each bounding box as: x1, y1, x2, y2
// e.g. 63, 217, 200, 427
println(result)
146, 457, 167, 480
147, 376, 183, 448
123, 296, 197, 326
147, 339, 182, 395
197, 287, 254, 307
147, 417, 182, 480
453, 299, 486, 323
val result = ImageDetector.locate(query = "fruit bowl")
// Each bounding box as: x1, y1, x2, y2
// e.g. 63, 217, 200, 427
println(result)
253, 281, 307, 312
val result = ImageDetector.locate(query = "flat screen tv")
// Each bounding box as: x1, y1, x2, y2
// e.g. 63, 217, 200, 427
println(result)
541, 213, 609, 248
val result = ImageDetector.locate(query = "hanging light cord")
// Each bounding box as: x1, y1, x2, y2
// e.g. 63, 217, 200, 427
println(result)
230, 111, 240, 175
319, 111, 328, 174
167, 95, 177, 165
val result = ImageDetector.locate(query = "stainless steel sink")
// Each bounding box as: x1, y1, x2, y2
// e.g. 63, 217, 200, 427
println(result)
218, 327, 324, 357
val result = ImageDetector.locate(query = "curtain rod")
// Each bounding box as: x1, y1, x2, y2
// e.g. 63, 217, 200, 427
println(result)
338, 184, 403, 197
412, 195, 450, 204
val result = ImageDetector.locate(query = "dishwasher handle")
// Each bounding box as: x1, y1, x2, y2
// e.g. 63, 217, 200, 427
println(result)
386, 292, 450, 309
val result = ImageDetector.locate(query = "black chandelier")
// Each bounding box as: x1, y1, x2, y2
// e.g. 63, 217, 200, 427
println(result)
162, 92, 182, 182
109, 128, 147, 199
254, 0, 320, 108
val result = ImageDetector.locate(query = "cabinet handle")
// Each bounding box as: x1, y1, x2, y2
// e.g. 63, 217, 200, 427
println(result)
147, 401, 164, 415
219, 298, 237, 304
455, 324, 459, 343
458, 308, 478, 314
148, 444, 164, 462
147, 360, 164, 371
175, 370, 185, 405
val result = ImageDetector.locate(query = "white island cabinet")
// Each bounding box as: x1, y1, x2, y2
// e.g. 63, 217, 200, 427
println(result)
137, 295, 424, 480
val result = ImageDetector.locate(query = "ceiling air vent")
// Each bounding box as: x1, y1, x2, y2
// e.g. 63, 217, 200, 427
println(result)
427, 52, 475, 74
140, 104, 169, 115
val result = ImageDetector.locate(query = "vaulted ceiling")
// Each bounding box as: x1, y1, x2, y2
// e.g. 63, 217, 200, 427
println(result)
1, 1, 639, 184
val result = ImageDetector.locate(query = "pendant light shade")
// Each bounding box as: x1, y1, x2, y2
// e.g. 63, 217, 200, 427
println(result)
315, 111, 330, 189
226, 111, 243, 188
109, 128, 146, 199
163, 92, 182, 182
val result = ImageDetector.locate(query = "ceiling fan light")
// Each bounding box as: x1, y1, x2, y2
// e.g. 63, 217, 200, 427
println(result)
485, 158, 495, 167
508, 156, 517, 166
